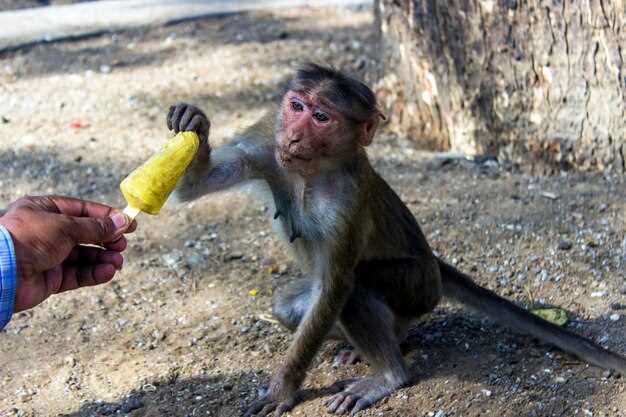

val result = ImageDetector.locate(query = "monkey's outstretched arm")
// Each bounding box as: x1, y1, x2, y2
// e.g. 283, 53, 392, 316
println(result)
167, 102, 277, 202
174, 143, 259, 202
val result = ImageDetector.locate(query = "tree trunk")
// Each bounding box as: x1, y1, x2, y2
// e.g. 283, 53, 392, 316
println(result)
374, 0, 625, 173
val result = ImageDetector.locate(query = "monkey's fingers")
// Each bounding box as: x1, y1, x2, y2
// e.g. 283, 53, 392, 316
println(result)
170, 103, 188, 133
178, 106, 198, 133
243, 399, 276, 417
274, 401, 294, 416
166, 105, 176, 131
186, 115, 210, 143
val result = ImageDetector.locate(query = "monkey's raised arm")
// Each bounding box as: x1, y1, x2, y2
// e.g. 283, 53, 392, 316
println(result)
174, 144, 259, 202
167, 103, 277, 202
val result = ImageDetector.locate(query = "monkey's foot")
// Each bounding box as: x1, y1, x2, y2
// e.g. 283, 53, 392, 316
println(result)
243, 395, 296, 417
332, 348, 361, 368
325, 376, 405, 415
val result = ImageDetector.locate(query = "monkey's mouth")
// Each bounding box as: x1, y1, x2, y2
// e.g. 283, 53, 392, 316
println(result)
278, 149, 312, 163
291, 154, 312, 162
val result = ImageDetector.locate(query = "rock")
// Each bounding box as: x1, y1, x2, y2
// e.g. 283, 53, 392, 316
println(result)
609, 314, 620, 321
557, 240, 572, 250
186, 253, 203, 268
590, 291, 606, 298
99, 64, 111, 74
120, 397, 144, 413
163, 252, 182, 267
354, 56, 367, 70
64, 355, 77, 367
540, 191, 559, 200
224, 252, 244, 262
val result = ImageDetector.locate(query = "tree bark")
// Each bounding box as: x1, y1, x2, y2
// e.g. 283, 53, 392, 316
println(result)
375, 0, 625, 173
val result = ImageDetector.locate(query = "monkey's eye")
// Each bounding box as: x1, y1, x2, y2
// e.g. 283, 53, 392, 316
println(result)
290, 101, 304, 112
313, 111, 329, 123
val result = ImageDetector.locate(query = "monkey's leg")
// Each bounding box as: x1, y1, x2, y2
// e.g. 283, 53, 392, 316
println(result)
326, 288, 410, 415
273, 280, 409, 369
272, 279, 343, 339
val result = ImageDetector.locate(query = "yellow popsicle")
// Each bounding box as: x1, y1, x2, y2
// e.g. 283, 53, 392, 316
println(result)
120, 131, 199, 218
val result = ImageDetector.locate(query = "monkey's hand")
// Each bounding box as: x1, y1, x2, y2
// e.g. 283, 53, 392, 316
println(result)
244, 369, 300, 417
166, 102, 211, 150
271, 187, 302, 243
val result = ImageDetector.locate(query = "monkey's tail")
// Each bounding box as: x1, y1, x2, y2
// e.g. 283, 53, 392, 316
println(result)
438, 258, 626, 375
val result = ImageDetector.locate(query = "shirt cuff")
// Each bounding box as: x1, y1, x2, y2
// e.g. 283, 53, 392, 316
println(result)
0, 225, 17, 329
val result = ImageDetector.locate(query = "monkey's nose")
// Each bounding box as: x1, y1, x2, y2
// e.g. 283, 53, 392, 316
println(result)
288, 134, 302, 147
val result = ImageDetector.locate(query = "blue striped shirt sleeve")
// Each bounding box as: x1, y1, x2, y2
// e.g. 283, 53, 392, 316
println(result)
0, 225, 16, 329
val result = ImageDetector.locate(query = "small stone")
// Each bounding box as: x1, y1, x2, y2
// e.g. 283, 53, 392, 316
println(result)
481, 389, 492, 397
120, 397, 144, 413
540, 191, 559, 200
434, 411, 447, 417
609, 314, 620, 321
354, 56, 367, 70
186, 253, 203, 268
64, 355, 76, 367
557, 240, 572, 250
163, 253, 182, 267
590, 291, 606, 298
224, 252, 243, 261
99, 64, 111, 73
184, 240, 196, 248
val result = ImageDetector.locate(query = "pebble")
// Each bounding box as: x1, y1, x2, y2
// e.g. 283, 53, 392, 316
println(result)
120, 397, 144, 413
163, 253, 182, 267
609, 314, 620, 321
224, 252, 244, 261
590, 291, 606, 298
64, 355, 76, 367
187, 253, 203, 268
558, 240, 572, 250
481, 389, 492, 397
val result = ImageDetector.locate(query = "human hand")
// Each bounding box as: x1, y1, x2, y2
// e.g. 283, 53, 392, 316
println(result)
0, 196, 137, 312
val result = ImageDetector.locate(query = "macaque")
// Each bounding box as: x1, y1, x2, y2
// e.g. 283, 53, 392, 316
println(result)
167, 63, 626, 416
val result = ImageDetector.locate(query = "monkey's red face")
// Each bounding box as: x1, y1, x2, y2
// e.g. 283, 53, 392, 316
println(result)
276, 91, 357, 176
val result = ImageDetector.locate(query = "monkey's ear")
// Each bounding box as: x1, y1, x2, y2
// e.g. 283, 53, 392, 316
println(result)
358, 117, 380, 147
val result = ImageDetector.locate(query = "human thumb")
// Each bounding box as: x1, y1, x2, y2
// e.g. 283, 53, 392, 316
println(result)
69, 212, 129, 244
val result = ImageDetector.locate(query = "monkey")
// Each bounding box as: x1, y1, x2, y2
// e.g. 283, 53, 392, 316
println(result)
166, 63, 626, 416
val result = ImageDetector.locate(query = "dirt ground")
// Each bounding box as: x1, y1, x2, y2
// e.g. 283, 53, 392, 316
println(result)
0, 1, 94, 12
1, 5, 625, 417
